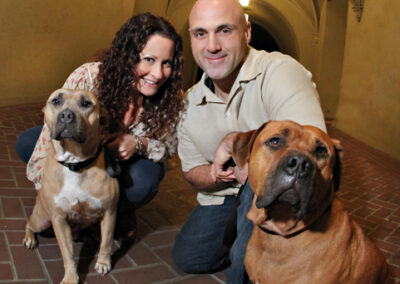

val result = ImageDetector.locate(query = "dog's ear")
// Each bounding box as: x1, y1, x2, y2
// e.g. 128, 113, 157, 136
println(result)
232, 122, 269, 169
99, 102, 109, 135
332, 139, 343, 192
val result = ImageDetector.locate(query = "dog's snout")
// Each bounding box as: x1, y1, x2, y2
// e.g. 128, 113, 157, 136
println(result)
286, 154, 313, 177
58, 109, 75, 124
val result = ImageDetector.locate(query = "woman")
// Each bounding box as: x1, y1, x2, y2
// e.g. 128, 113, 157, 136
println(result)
16, 13, 183, 237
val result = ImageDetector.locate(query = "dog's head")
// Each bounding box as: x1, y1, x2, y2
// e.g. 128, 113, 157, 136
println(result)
232, 120, 343, 236
43, 89, 108, 158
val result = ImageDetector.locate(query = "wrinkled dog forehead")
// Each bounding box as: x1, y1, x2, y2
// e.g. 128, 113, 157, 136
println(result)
45, 89, 99, 112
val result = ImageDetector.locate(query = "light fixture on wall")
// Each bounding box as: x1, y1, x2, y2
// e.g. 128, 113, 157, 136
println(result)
239, 0, 250, 7
350, 0, 364, 22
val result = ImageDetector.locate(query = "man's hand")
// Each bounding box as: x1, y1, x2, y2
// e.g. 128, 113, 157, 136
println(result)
105, 133, 136, 161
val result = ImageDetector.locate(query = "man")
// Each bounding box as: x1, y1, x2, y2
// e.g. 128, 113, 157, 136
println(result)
172, 0, 326, 282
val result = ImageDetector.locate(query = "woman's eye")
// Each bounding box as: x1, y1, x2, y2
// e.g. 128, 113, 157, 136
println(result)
163, 60, 172, 67
143, 57, 154, 63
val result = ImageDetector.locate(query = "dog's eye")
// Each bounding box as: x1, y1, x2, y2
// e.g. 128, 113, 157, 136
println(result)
265, 137, 284, 149
81, 100, 93, 108
51, 98, 61, 106
314, 145, 328, 158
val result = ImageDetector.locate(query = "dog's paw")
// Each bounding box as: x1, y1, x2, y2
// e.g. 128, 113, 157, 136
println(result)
95, 259, 111, 276
23, 231, 37, 249
60, 275, 79, 284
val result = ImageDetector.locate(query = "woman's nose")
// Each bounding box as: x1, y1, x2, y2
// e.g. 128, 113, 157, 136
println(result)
151, 64, 163, 80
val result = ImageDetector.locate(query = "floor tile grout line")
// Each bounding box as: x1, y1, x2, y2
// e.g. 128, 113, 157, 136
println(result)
3, 231, 19, 281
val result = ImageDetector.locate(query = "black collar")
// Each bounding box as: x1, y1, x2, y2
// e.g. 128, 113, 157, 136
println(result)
58, 144, 102, 172
258, 204, 332, 238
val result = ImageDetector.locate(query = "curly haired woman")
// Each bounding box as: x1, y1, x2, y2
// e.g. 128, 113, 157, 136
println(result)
15, 13, 184, 239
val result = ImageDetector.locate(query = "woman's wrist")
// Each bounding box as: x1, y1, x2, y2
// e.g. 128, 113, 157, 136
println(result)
133, 135, 145, 156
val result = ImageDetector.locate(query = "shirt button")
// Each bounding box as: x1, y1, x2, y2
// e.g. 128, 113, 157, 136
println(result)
226, 111, 231, 117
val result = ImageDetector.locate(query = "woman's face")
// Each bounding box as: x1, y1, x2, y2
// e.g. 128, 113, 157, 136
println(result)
135, 34, 175, 97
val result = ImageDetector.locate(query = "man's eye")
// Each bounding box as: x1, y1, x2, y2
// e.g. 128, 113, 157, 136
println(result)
221, 28, 231, 34
194, 31, 205, 38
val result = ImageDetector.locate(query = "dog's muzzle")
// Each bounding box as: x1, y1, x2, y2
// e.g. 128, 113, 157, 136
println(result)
53, 108, 85, 143
256, 151, 316, 219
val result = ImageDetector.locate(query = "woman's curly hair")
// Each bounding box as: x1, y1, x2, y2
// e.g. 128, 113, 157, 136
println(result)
95, 12, 183, 138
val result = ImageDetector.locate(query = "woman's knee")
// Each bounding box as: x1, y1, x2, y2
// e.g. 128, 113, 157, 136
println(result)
15, 126, 43, 163
120, 158, 164, 207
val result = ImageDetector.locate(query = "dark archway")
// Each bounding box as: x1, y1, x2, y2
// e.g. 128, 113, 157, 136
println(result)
249, 21, 280, 52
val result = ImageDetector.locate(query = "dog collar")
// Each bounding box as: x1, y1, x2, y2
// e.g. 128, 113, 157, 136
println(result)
58, 144, 102, 172
258, 204, 332, 238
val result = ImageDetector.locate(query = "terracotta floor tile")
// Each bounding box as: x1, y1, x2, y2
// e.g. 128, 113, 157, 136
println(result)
11, 245, 46, 280
113, 264, 175, 283
0, 263, 13, 280
0, 104, 399, 283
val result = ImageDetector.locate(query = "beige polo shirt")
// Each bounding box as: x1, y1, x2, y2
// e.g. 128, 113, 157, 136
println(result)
178, 48, 326, 206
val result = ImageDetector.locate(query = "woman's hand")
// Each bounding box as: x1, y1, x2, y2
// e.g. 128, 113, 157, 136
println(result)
105, 133, 137, 161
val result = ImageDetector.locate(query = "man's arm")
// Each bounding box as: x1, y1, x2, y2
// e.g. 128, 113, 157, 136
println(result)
183, 164, 234, 192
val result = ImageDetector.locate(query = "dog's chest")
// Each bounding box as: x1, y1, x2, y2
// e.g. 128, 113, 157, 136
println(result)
54, 167, 104, 220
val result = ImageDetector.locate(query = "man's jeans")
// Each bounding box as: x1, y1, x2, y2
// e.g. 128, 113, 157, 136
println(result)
172, 182, 254, 284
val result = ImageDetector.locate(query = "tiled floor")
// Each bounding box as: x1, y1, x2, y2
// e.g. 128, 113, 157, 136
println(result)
0, 103, 399, 283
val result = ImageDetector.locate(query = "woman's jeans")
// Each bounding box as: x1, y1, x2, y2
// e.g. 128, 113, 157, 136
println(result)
172, 182, 254, 284
15, 126, 164, 208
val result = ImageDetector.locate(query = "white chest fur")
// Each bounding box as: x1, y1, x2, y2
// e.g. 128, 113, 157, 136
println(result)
54, 167, 102, 213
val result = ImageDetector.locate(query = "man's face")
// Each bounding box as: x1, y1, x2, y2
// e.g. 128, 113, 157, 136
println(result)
189, 0, 251, 85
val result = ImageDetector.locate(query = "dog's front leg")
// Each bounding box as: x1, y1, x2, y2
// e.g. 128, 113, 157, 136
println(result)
95, 209, 117, 275
51, 216, 79, 284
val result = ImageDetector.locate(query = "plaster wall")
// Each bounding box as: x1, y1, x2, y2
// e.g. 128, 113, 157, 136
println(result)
313, 0, 347, 119
335, 0, 400, 159
0, 0, 135, 106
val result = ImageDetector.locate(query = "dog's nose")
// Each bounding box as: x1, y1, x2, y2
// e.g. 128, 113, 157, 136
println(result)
58, 109, 75, 124
285, 154, 313, 177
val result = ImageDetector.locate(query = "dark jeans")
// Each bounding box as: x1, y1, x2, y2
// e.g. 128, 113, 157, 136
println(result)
15, 126, 164, 208
172, 182, 254, 284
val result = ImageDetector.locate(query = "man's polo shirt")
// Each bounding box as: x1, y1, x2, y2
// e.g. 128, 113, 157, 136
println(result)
178, 48, 326, 206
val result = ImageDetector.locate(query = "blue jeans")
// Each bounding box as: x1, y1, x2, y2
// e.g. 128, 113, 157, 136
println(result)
172, 182, 254, 284
15, 126, 163, 208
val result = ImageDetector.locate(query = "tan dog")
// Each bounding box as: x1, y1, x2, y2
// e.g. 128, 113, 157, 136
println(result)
23, 89, 119, 284
232, 120, 389, 284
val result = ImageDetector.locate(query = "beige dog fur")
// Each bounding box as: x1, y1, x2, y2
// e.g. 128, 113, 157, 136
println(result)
23, 89, 119, 284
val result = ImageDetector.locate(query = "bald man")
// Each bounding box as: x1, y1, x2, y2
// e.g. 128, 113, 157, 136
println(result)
173, 0, 326, 282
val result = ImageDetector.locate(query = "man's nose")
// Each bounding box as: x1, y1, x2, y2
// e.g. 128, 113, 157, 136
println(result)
206, 34, 221, 53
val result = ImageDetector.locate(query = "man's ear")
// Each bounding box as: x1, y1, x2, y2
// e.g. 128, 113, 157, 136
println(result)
232, 122, 268, 168
332, 139, 343, 192
245, 21, 252, 44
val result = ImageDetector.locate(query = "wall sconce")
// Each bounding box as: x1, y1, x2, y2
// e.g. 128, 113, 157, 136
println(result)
350, 0, 364, 22
239, 0, 250, 7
